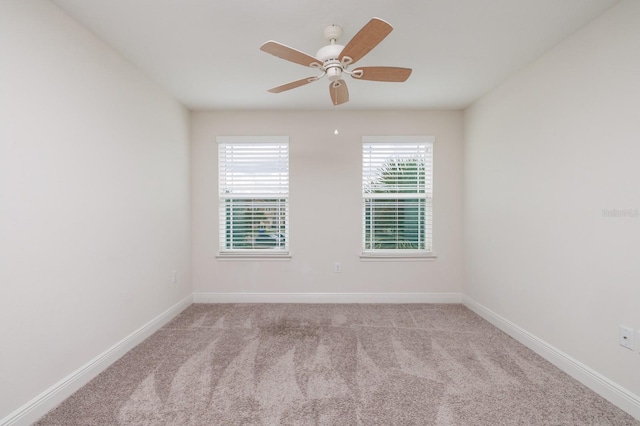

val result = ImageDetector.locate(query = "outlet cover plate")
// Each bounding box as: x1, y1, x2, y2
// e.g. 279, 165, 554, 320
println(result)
619, 325, 635, 350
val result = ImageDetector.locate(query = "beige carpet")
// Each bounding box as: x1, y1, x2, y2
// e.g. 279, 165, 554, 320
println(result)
36, 304, 639, 425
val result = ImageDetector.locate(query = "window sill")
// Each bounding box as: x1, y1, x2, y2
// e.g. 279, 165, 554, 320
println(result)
360, 252, 437, 261
216, 253, 292, 261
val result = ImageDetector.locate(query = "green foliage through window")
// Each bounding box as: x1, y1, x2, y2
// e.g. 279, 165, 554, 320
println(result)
224, 199, 287, 249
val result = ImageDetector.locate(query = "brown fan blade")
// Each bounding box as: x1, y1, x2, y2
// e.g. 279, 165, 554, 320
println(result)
329, 80, 349, 105
268, 77, 318, 93
260, 41, 322, 68
351, 66, 412, 82
339, 18, 393, 66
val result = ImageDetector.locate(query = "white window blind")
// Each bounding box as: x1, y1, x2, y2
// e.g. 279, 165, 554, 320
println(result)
218, 136, 289, 253
362, 136, 433, 254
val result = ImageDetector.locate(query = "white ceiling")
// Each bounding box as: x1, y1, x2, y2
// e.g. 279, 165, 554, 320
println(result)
51, 0, 619, 111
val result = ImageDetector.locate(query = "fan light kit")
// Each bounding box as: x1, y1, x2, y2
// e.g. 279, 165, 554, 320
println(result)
260, 18, 412, 106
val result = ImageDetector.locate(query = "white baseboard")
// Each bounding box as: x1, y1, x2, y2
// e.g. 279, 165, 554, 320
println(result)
193, 292, 462, 304
1, 295, 193, 426
463, 296, 640, 421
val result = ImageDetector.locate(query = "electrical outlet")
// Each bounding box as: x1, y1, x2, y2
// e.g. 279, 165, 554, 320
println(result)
172, 270, 178, 284
619, 325, 634, 350
334, 262, 341, 273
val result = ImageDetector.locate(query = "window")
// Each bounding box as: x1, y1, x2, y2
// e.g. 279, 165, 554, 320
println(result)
218, 136, 289, 255
362, 136, 434, 255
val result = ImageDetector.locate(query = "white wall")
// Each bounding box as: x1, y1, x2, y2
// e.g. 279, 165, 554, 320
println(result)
464, 0, 640, 400
191, 110, 463, 298
0, 0, 191, 420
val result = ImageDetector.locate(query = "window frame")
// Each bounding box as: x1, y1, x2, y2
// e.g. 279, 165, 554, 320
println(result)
217, 136, 290, 259
361, 136, 435, 259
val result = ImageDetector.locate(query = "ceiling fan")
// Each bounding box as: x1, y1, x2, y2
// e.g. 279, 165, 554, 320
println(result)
260, 18, 412, 106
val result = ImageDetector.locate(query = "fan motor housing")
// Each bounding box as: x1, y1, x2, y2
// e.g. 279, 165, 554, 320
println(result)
316, 43, 345, 81
316, 44, 344, 62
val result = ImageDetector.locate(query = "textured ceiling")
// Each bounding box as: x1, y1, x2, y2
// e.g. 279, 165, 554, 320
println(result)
51, 0, 619, 110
